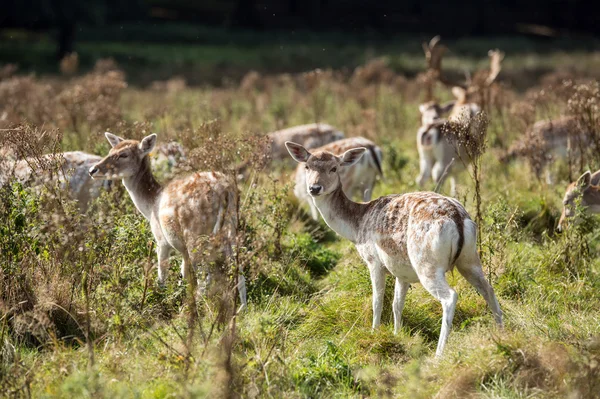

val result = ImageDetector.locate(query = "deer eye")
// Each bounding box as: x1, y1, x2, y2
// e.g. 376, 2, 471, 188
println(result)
305, 165, 309, 170
330, 167, 337, 173
119, 153, 128, 159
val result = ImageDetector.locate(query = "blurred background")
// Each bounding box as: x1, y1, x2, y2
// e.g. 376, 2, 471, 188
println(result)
2, 0, 599, 86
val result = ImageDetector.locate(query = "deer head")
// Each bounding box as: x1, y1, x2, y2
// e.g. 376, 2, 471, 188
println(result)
557, 170, 600, 232
89, 132, 157, 180
285, 141, 365, 197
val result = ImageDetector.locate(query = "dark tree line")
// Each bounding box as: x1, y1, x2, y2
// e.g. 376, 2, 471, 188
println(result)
1, 0, 598, 60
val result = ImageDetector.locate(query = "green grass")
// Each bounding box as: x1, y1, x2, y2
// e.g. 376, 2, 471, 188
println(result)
2, 48, 600, 397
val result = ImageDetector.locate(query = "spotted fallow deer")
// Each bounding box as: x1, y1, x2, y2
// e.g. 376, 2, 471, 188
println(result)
293, 137, 383, 220
416, 44, 502, 194
89, 133, 246, 310
285, 141, 502, 357
557, 170, 600, 232
0, 151, 110, 210
268, 123, 345, 163
416, 98, 484, 195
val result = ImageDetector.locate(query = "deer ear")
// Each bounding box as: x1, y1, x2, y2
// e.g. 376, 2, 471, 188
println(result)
340, 147, 366, 167
285, 141, 310, 163
105, 132, 124, 148
139, 133, 157, 156
577, 171, 592, 190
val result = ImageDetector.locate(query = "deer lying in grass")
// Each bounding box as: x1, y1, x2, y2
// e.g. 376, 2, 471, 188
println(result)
285, 141, 502, 357
557, 170, 600, 232
0, 151, 109, 210
268, 123, 345, 164
293, 137, 383, 220
89, 133, 246, 310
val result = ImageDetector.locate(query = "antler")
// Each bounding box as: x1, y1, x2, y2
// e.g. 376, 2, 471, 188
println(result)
423, 35, 446, 74
469, 49, 504, 91
485, 49, 504, 86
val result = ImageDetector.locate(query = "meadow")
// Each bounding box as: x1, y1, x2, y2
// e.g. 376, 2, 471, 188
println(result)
1, 36, 600, 398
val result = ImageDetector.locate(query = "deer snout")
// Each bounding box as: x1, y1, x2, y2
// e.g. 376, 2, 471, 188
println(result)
309, 184, 323, 196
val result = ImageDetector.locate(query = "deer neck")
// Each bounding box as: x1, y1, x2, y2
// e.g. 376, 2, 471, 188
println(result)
122, 157, 162, 219
311, 184, 368, 243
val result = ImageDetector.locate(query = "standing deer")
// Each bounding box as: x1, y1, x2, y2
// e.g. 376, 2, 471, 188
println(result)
415, 99, 484, 195
285, 141, 502, 357
557, 170, 600, 232
416, 39, 502, 194
293, 137, 383, 220
89, 133, 246, 310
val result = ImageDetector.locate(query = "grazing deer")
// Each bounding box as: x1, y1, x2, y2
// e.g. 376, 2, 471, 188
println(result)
89, 133, 246, 310
293, 137, 383, 220
268, 123, 345, 164
0, 151, 110, 210
285, 141, 502, 357
501, 116, 588, 183
557, 170, 600, 232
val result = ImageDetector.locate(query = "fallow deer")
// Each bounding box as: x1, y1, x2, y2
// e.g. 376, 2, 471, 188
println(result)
501, 116, 588, 182
268, 123, 345, 164
293, 137, 383, 220
0, 151, 109, 210
416, 98, 485, 195
557, 170, 600, 232
285, 141, 502, 357
416, 40, 502, 194
89, 133, 246, 310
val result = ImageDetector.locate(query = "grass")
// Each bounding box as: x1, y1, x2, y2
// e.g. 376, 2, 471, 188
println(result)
1, 40, 600, 398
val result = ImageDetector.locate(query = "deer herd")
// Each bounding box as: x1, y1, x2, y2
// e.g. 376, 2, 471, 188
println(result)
1, 37, 597, 357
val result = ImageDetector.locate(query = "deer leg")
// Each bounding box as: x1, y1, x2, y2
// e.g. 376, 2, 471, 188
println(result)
236, 273, 247, 313
456, 262, 503, 327
368, 263, 387, 330
419, 270, 458, 357
432, 161, 447, 188
416, 151, 433, 187
157, 243, 171, 286
393, 279, 410, 334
